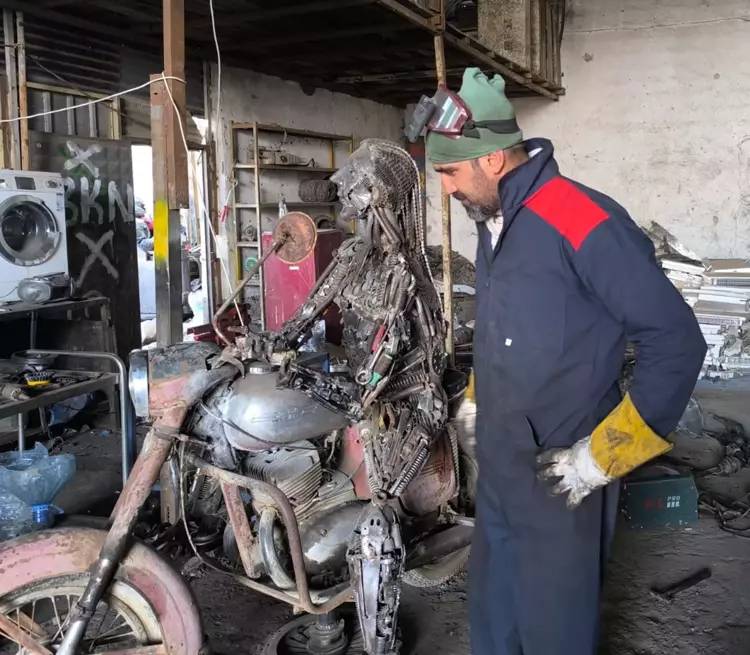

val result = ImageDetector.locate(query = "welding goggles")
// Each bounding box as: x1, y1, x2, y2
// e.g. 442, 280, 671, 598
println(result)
405, 85, 519, 143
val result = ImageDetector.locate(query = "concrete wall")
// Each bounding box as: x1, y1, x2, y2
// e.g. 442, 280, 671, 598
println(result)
428, 0, 750, 261
210, 66, 404, 293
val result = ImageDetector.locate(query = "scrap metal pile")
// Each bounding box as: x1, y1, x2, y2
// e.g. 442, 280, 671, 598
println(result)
645, 221, 750, 379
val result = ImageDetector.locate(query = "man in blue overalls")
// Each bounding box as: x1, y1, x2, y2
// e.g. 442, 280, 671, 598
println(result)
410, 68, 706, 654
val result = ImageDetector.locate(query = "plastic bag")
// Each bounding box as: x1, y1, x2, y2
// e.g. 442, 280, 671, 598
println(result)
677, 397, 704, 436
0, 492, 33, 541
0, 443, 76, 506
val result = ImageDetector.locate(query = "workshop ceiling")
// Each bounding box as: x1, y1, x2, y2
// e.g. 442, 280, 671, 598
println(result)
2, 0, 563, 107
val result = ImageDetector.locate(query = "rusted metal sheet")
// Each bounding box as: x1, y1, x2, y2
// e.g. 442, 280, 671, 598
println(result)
28, 130, 140, 362
340, 426, 371, 499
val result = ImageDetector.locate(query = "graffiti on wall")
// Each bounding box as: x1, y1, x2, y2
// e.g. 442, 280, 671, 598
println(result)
29, 130, 141, 359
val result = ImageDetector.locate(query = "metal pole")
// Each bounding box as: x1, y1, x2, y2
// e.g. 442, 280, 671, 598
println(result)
433, 5, 454, 364
27, 350, 133, 486
17, 413, 24, 453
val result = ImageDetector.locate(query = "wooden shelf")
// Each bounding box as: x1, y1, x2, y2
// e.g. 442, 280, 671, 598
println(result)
230, 121, 354, 331
232, 122, 352, 142
234, 163, 337, 173
235, 201, 339, 209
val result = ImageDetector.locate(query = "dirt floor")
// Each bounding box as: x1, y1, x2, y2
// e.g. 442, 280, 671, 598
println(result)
41, 377, 750, 654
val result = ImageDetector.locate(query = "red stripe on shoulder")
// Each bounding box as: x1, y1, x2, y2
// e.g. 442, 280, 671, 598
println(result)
523, 177, 609, 250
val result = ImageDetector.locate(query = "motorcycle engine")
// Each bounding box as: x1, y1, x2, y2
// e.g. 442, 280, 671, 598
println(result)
243, 442, 322, 507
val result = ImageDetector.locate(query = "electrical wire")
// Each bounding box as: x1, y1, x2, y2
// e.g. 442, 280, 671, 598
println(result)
0, 76, 185, 124
160, 72, 244, 326
208, 0, 222, 137
699, 491, 750, 538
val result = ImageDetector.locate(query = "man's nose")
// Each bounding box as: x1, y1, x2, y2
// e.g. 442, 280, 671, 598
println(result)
440, 175, 456, 196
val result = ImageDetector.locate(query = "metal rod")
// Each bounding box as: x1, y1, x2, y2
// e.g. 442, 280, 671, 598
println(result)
221, 482, 259, 579
0, 612, 52, 655
212, 238, 284, 346
29, 310, 37, 348
27, 350, 133, 485
17, 412, 24, 453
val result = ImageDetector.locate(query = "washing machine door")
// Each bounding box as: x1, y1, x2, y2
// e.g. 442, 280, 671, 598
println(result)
0, 194, 61, 266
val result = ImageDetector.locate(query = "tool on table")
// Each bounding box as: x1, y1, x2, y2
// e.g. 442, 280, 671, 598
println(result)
650, 566, 712, 601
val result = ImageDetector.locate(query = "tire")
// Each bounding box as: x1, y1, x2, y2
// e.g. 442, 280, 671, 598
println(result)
402, 546, 470, 588
0, 528, 204, 654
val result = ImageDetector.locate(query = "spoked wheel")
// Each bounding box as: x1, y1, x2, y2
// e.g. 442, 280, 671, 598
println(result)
0, 575, 162, 653
0, 528, 204, 655
262, 607, 364, 655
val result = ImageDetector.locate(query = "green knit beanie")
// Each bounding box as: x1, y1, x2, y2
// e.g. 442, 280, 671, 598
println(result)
426, 67, 523, 164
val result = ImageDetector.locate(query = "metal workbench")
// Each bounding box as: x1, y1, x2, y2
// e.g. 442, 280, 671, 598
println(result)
0, 349, 135, 486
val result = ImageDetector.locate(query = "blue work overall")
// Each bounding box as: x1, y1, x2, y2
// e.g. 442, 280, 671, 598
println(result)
469, 139, 705, 655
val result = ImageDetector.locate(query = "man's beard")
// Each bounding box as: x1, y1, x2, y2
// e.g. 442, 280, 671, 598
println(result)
453, 193, 500, 223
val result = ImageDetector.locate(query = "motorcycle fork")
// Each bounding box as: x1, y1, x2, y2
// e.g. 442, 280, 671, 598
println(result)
56, 427, 175, 655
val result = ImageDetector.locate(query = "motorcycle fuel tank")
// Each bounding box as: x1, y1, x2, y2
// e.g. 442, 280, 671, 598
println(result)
213, 364, 348, 451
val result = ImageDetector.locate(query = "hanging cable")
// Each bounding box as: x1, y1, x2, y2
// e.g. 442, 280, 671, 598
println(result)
0, 76, 185, 124
208, 0, 222, 133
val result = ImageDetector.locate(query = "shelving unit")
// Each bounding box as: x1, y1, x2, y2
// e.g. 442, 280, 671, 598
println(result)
229, 122, 354, 329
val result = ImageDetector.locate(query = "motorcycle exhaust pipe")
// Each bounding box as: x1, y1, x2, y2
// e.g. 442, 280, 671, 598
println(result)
405, 525, 473, 571
259, 507, 296, 590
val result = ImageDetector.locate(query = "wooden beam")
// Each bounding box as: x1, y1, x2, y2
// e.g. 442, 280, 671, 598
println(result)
152, 0, 188, 347
336, 66, 465, 84
15, 11, 28, 169
190, 0, 376, 28
433, 3, 454, 364
375, 0, 437, 31
214, 21, 414, 50
3, 9, 20, 169
164, 0, 188, 209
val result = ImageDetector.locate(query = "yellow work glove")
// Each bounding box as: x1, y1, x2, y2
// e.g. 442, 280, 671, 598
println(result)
536, 393, 672, 509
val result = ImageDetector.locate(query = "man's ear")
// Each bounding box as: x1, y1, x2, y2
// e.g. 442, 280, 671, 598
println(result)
482, 150, 507, 176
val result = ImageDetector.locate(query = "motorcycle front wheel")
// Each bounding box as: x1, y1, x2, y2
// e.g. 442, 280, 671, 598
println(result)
0, 528, 204, 654
0, 576, 161, 653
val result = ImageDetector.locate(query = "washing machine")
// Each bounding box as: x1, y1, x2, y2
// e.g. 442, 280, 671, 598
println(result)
0, 170, 68, 303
